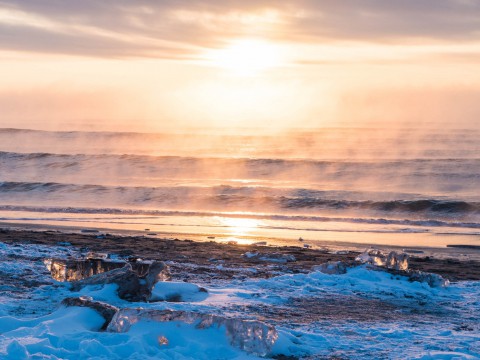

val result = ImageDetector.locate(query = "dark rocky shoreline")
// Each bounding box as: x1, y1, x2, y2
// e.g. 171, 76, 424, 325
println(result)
1, 228, 479, 282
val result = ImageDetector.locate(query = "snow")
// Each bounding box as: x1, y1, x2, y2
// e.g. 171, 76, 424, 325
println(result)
242, 251, 296, 263
1, 242, 479, 359
150, 282, 209, 302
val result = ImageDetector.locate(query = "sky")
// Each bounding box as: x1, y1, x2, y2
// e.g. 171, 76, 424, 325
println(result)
1, 0, 480, 131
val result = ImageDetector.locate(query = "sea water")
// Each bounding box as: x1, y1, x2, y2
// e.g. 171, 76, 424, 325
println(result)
0, 126, 479, 249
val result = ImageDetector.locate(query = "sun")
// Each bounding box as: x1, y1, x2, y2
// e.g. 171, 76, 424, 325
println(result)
205, 39, 283, 75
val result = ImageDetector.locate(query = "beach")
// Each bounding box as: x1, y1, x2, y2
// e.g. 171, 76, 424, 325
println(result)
1, 228, 480, 282
1, 126, 480, 358
1, 226, 480, 358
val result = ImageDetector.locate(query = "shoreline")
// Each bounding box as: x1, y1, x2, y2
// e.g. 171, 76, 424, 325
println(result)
2, 220, 480, 257
1, 208, 480, 251
1, 226, 480, 282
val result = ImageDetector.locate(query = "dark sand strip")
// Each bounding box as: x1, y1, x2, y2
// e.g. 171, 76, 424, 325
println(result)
1, 228, 479, 282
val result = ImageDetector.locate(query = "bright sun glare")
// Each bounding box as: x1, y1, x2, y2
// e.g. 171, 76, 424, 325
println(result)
218, 217, 262, 244
206, 39, 283, 75
221, 217, 260, 235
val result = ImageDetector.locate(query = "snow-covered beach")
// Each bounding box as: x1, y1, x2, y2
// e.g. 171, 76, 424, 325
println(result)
1, 229, 479, 359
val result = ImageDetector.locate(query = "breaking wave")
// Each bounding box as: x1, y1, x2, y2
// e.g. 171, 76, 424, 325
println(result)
0, 204, 479, 230
0, 181, 479, 217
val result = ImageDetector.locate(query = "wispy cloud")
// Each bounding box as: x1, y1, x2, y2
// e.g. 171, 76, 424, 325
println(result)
1, 0, 480, 58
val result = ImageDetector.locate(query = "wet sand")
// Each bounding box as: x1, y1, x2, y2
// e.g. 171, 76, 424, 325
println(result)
1, 228, 479, 282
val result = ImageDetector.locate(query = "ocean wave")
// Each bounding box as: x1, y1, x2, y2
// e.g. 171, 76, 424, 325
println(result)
1, 204, 480, 230
0, 151, 480, 180
280, 197, 480, 213
1, 126, 480, 160
2, 149, 480, 164
5, 150, 480, 206
0, 180, 479, 216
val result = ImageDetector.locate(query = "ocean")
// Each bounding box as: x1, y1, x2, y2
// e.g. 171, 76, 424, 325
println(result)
0, 126, 479, 249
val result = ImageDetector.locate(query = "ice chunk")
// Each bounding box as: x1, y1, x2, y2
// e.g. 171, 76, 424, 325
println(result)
46, 257, 169, 281
59, 260, 170, 302
408, 270, 450, 288
356, 249, 409, 271
61, 296, 119, 329
355, 249, 449, 287
386, 251, 409, 271
107, 308, 278, 357
313, 261, 348, 275
46, 258, 127, 282
356, 249, 387, 267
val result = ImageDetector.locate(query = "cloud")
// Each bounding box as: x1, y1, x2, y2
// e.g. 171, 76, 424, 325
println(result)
291, 0, 480, 42
0, 23, 192, 58
0, 0, 480, 58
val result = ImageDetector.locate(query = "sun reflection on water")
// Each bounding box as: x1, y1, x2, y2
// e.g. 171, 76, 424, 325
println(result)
219, 217, 262, 244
